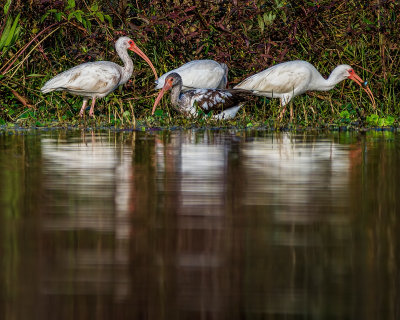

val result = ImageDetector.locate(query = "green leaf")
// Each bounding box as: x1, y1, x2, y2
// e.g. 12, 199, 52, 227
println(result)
275, 0, 285, 8
154, 109, 163, 116
74, 11, 83, 23
18, 112, 29, 119
0, 17, 12, 50
86, 20, 92, 33
281, 11, 287, 23
366, 114, 379, 125
4, 0, 11, 14
55, 12, 62, 22
263, 12, 276, 25
91, 3, 99, 12
11, 25, 21, 44
104, 14, 112, 25
4, 13, 20, 48
384, 116, 395, 126
67, 12, 75, 21
257, 15, 264, 33
96, 11, 104, 22
67, 0, 76, 9
339, 110, 350, 119
40, 12, 50, 23
362, 18, 375, 25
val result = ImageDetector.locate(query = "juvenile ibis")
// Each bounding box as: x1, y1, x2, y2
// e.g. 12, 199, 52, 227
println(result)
155, 60, 228, 91
234, 60, 376, 119
41, 36, 158, 117
152, 73, 253, 120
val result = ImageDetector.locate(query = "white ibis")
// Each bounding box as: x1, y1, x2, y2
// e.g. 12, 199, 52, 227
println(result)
152, 73, 253, 120
234, 60, 376, 120
155, 60, 228, 91
41, 36, 158, 117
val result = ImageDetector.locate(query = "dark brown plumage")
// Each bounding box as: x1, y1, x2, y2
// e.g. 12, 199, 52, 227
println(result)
152, 73, 255, 120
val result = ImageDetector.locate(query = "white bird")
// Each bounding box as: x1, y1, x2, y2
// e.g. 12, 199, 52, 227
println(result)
234, 60, 376, 120
41, 36, 158, 117
155, 59, 228, 91
152, 73, 253, 120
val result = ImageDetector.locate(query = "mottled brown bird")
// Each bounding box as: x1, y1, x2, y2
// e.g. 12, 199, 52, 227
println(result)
152, 72, 254, 120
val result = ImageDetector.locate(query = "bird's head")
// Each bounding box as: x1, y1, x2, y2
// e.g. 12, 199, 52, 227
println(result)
152, 73, 182, 115
115, 36, 158, 79
333, 65, 376, 110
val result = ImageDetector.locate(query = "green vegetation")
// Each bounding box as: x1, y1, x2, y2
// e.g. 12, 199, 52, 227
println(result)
0, 0, 399, 129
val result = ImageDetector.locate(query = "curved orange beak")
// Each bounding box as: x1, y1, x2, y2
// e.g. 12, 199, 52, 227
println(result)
348, 71, 376, 110
152, 79, 173, 115
129, 42, 158, 79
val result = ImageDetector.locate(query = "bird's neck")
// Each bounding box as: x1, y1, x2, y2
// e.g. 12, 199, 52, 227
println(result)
317, 68, 345, 91
170, 83, 182, 107
116, 45, 134, 85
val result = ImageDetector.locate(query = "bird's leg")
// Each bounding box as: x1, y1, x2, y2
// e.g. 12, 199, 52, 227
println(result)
89, 97, 96, 117
278, 95, 290, 122
290, 104, 294, 122
278, 104, 287, 122
79, 98, 89, 117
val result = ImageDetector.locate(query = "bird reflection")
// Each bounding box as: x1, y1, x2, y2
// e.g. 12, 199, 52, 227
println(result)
41, 130, 133, 300
37, 129, 366, 319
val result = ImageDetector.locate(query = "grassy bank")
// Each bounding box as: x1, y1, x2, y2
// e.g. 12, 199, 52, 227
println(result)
0, 0, 399, 128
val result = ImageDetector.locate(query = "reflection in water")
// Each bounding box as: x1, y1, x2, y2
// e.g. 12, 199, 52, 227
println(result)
242, 134, 351, 212
41, 133, 131, 236
0, 129, 399, 319
40, 132, 132, 301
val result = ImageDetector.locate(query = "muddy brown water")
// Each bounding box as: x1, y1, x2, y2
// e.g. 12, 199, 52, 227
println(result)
0, 129, 399, 319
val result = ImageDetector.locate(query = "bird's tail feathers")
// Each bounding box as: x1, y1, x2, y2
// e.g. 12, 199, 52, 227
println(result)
40, 86, 55, 93
40, 76, 67, 93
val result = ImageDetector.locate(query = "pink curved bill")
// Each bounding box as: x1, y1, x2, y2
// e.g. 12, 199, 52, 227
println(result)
130, 43, 158, 80
152, 81, 173, 115
348, 71, 376, 110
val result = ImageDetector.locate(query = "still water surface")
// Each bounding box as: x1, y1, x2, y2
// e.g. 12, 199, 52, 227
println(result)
0, 129, 399, 319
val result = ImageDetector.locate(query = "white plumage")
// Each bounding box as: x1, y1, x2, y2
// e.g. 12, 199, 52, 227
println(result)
41, 61, 122, 97
155, 60, 228, 91
41, 36, 158, 117
234, 60, 376, 119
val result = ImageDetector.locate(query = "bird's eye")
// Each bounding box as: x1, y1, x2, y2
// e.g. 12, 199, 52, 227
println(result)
348, 69, 353, 74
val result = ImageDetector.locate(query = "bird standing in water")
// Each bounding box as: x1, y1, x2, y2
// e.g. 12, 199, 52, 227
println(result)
152, 73, 253, 120
41, 36, 158, 117
234, 60, 376, 120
